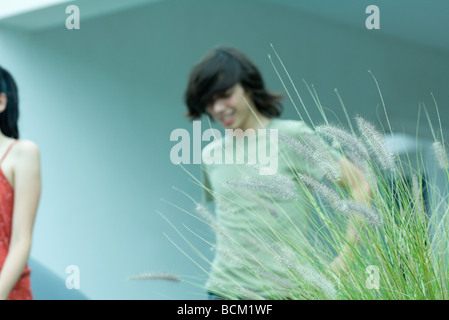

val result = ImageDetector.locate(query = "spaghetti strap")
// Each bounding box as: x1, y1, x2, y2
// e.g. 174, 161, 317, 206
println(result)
0, 140, 19, 164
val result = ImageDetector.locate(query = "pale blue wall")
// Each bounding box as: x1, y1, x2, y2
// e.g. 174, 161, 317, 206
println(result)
0, 0, 448, 299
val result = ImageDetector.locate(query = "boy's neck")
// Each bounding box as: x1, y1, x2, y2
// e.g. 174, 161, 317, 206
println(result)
240, 114, 271, 131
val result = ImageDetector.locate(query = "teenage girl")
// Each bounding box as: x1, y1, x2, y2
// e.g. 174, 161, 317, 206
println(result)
0, 66, 41, 300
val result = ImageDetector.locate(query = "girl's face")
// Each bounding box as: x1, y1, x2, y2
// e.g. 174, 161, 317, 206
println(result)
206, 83, 260, 131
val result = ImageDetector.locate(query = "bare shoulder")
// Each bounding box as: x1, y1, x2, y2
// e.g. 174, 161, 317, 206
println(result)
11, 140, 41, 164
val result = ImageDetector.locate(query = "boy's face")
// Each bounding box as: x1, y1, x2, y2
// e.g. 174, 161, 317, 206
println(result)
206, 83, 259, 131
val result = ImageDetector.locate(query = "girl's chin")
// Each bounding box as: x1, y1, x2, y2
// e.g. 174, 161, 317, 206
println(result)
223, 121, 241, 130
221, 116, 236, 127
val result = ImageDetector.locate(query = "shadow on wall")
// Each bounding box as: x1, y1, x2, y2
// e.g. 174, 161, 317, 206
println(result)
29, 258, 88, 300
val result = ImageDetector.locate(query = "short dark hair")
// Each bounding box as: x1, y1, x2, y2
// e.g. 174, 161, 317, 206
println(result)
184, 46, 283, 120
0, 66, 19, 139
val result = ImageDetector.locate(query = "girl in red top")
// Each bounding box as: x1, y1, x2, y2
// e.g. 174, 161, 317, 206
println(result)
0, 66, 41, 300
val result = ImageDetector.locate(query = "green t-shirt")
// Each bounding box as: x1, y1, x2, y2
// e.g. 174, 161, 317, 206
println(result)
201, 118, 341, 299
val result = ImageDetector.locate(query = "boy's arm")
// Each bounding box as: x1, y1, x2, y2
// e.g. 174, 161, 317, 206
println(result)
330, 156, 372, 275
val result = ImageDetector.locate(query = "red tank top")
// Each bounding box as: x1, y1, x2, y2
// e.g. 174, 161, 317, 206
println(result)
0, 140, 33, 300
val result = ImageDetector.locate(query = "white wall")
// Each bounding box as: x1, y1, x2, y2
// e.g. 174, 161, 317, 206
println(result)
1, 0, 448, 299
1, 26, 211, 299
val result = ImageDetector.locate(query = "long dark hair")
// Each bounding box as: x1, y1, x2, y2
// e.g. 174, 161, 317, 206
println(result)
185, 46, 283, 120
0, 66, 19, 139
